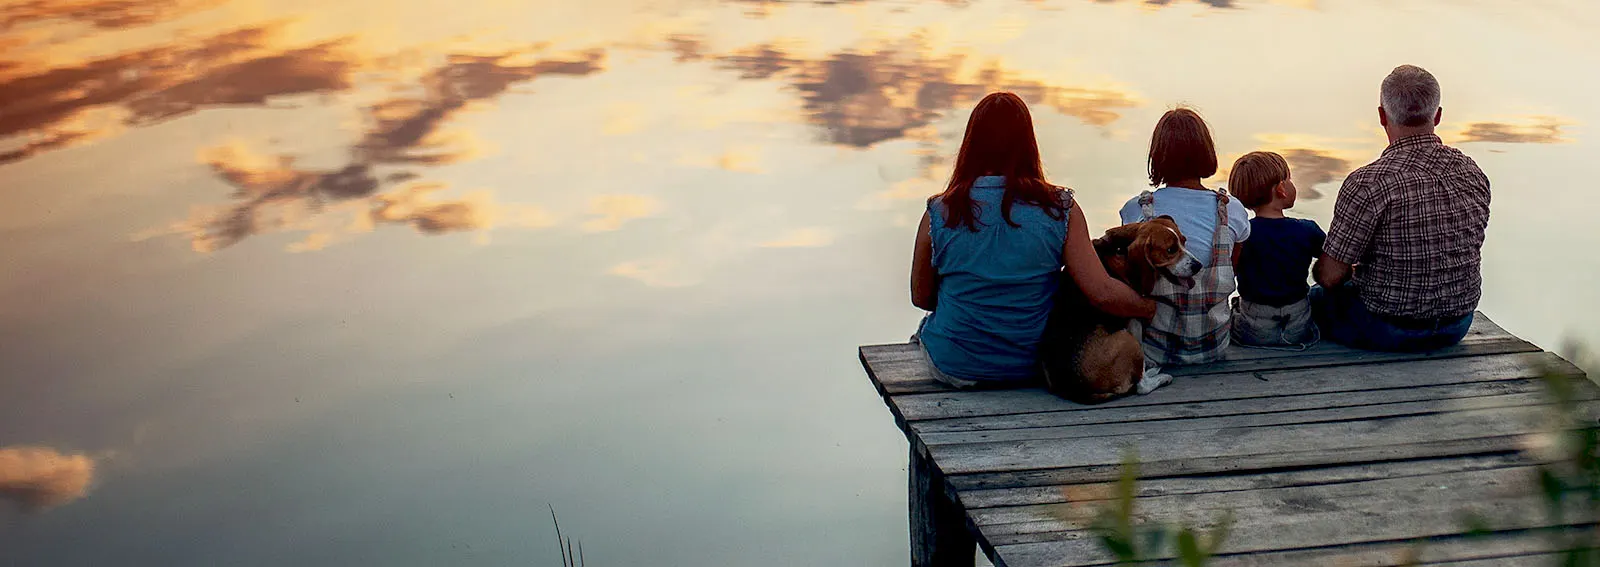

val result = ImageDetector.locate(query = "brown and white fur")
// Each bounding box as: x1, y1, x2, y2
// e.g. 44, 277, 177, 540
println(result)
1038, 216, 1196, 404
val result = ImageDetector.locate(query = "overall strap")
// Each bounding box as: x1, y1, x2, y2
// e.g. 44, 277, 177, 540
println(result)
1210, 189, 1231, 238
1138, 190, 1156, 221
1209, 189, 1232, 263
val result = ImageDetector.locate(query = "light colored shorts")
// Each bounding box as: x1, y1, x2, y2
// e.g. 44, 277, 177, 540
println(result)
910, 319, 983, 389
1232, 296, 1319, 349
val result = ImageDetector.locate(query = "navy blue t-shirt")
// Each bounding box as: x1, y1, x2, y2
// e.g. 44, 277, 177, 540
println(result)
1237, 216, 1326, 307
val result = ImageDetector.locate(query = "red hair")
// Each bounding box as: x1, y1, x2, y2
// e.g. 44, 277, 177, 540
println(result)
935, 92, 1067, 231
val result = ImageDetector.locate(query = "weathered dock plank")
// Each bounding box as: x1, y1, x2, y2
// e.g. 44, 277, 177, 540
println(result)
859, 312, 1595, 567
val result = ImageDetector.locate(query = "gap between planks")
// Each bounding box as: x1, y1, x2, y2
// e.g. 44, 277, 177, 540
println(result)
888, 351, 1578, 424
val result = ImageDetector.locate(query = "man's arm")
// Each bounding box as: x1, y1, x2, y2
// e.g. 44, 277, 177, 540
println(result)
1320, 169, 1381, 288
1314, 256, 1353, 288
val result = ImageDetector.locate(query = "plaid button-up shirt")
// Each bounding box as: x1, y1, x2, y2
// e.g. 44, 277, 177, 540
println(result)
1324, 134, 1491, 319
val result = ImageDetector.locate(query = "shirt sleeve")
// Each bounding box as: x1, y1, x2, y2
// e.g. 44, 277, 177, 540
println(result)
1118, 197, 1139, 225
1323, 170, 1381, 265
1308, 221, 1327, 258
1227, 198, 1251, 242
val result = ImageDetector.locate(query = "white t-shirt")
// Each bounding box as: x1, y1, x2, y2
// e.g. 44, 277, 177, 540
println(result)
1118, 186, 1251, 267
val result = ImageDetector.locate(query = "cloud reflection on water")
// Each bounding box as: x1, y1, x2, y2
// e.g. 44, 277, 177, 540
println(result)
157, 26, 1143, 251
1452, 116, 1574, 145
582, 195, 661, 233
2, 0, 1580, 258
0, 0, 223, 31
698, 35, 1141, 147
1216, 134, 1382, 200
0, 446, 96, 512
0, 23, 356, 165
165, 48, 603, 251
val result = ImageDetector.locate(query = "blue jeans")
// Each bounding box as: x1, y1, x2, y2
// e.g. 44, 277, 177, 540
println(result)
1309, 283, 1473, 352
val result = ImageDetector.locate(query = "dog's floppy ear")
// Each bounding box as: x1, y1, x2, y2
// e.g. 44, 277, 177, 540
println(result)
1149, 215, 1185, 244
1099, 222, 1142, 247
1125, 239, 1156, 296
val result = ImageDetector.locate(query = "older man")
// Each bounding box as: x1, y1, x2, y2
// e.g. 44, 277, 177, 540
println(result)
1312, 65, 1492, 352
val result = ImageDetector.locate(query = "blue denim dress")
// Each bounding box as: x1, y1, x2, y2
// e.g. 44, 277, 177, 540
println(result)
917, 176, 1070, 382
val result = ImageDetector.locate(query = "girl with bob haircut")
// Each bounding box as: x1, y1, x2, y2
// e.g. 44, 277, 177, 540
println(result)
911, 92, 1153, 387
1117, 107, 1250, 366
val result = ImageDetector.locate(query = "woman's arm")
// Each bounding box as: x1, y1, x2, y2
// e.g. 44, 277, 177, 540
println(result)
911, 211, 938, 311
1062, 207, 1157, 319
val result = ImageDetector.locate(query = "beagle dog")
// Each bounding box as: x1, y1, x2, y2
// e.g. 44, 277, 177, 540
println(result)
1038, 216, 1192, 404
1096, 215, 1199, 294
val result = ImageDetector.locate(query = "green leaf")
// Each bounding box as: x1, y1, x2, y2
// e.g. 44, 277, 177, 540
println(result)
1116, 447, 1139, 534
1541, 368, 1576, 411
1206, 510, 1234, 555
1458, 512, 1493, 538
1143, 526, 1167, 558
1563, 545, 1584, 567
1176, 529, 1202, 567
1097, 532, 1136, 562
1541, 467, 1567, 516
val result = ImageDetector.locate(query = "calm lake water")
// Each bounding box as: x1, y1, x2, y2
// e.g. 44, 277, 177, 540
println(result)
1, 0, 1597, 564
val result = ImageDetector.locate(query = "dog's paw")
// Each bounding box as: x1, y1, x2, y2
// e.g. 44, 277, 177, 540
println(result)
1136, 371, 1173, 395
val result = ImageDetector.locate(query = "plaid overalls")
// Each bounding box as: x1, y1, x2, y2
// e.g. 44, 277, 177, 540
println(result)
1137, 190, 1235, 365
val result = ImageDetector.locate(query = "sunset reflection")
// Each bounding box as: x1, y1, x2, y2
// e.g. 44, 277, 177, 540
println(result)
1, 0, 222, 30
152, 47, 602, 251
1453, 116, 1575, 145
704, 35, 1141, 146
0, 1, 1597, 565
0, 446, 96, 512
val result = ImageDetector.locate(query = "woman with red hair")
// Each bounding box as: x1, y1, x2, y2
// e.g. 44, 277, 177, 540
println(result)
911, 92, 1154, 387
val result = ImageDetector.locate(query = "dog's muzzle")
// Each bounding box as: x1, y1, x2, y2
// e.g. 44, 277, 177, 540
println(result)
1169, 251, 1204, 278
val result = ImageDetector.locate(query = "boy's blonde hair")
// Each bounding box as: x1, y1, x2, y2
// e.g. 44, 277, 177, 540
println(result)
1227, 151, 1291, 209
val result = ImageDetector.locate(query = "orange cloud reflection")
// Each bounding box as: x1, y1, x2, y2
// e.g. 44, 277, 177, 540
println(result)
703, 35, 1140, 147
1452, 116, 1575, 144
353, 50, 604, 165
1, 0, 224, 31
0, 445, 96, 512
167, 47, 602, 251
1219, 135, 1378, 200
0, 23, 358, 164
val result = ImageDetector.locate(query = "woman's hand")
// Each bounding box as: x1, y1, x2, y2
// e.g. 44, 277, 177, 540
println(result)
911, 211, 938, 311
1062, 207, 1157, 319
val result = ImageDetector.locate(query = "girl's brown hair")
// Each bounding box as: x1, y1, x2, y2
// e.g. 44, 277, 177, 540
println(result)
935, 92, 1067, 231
1227, 151, 1291, 209
1147, 107, 1218, 187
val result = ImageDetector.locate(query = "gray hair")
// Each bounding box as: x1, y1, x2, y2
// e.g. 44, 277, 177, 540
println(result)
1381, 65, 1441, 128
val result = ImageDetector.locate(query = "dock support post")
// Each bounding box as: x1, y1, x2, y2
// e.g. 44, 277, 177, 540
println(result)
910, 443, 975, 567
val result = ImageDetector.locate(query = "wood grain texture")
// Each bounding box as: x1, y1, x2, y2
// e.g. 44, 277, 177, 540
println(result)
857, 312, 1595, 567
957, 453, 1533, 510
997, 528, 1594, 567
982, 463, 1562, 560
931, 403, 1596, 476
891, 352, 1574, 423
859, 312, 1532, 396
911, 445, 977, 567
920, 387, 1595, 446
913, 375, 1583, 435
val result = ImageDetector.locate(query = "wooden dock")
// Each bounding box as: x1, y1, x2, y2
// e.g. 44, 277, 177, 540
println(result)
859, 313, 1596, 566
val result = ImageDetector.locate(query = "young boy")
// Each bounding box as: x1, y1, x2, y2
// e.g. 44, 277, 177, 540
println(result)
1227, 151, 1325, 347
